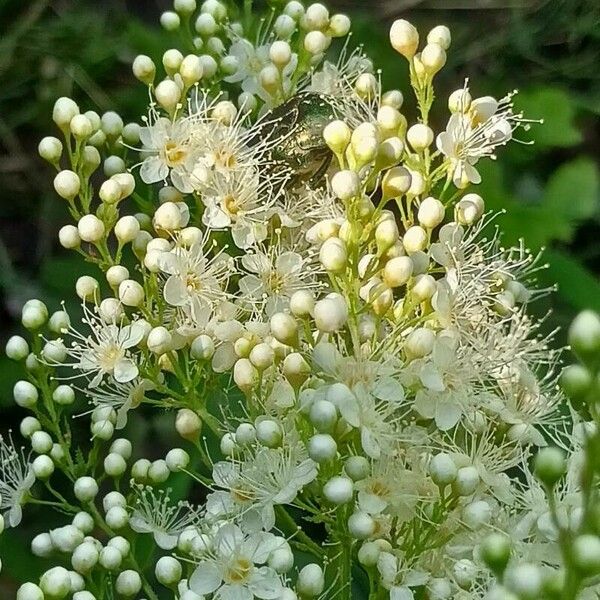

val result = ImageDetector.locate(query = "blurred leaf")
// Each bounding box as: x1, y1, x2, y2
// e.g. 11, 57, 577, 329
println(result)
515, 87, 583, 148
543, 158, 600, 242
479, 157, 599, 250
540, 250, 600, 313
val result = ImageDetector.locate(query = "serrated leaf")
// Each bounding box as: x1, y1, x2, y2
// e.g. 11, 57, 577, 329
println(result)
515, 87, 582, 148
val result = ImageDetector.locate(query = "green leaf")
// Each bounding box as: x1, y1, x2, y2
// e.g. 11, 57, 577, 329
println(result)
542, 157, 600, 242
515, 87, 582, 148
539, 250, 600, 313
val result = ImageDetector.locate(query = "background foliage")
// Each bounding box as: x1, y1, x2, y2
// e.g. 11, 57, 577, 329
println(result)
0, 0, 598, 594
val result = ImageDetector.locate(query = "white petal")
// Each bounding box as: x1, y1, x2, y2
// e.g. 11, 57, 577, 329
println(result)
189, 562, 222, 595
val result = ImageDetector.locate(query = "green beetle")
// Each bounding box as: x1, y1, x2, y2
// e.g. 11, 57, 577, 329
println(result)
250, 92, 339, 187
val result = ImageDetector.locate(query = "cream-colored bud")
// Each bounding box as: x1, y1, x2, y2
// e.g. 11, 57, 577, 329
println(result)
269, 40, 292, 66
53, 97, 80, 129
38, 136, 63, 163
99, 179, 122, 205
233, 358, 258, 392
389, 19, 419, 58
407, 123, 434, 151
112, 172, 135, 198
180, 54, 203, 86
290, 290, 315, 317
355, 73, 378, 99
351, 135, 378, 165
212, 100, 237, 126
199, 54, 218, 78
377, 137, 404, 167
448, 88, 472, 113
115, 216, 141, 244
54, 170, 80, 200
70, 114, 93, 139
155, 79, 181, 112
427, 25, 451, 50
331, 170, 360, 201
411, 274, 436, 302
270, 313, 298, 345
383, 256, 413, 288
154, 202, 183, 232
175, 408, 201, 441
106, 266, 129, 288
259, 65, 280, 93
304, 3, 329, 30
421, 43, 446, 75
381, 89, 404, 110
147, 327, 172, 354
382, 166, 411, 198
403, 226, 428, 253
133, 55, 156, 84
406, 327, 435, 358
304, 30, 330, 54
249, 343, 275, 370
371, 285, 394, 316
76, 276, 99, 301
118, 280, 145, 307
58, 225, 80, 249
324, 120, 351, 154
375, 219, 399, 252
320, 237, 347, 273
314, 294, 348, 332
407, 169, 426, 196
418, 196, 445, 229
328, 13, 351, 37
377, 106, 402, 133
78, 215, 105, 243
282, 352, 311, 386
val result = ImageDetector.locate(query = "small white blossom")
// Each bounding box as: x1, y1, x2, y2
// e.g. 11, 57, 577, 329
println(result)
0, 435, 35, 527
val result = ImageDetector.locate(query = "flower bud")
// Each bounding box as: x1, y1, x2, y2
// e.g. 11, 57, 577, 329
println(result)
407, 123, 434, 151
429, 453, 457, 487
383, 256, 413, 288
449, 88, 472, 113
40, 566, 71, 598
155, 556, 183, 586
21, 299, 48, 330
76, 275, 99, 301
323, 120, 351, 154
304, 3, 329, 29
290, 290, 315, 317
78, 215, 105, 243
534, 446, 566, 487
308, 433, 337, 463
418, 196, 445, 228
6, 335, 29, 361
453, 466, 480, 496
304, 30, 330, 55
329, 13, 351, 37
319, 237, 347, 272
405, 327, 435, 358
427, 25, 451, 49
256, 419, 282, 448
270, 313, 298, 345
481, 533, 511, 575
297, 564, 325, 597
323, 476, 353, 504
118, 279, 144, 307
331, 170, 360, 201
382, 166, 411, 198
233, 358, 259, 392
314, 295, 348, 332
180, 54, 203, 86
38, 136, 63, 163
155, 79, 181, 112
568, 310, 600, 366
147, 326, 172, 354
403, 225, 427, 253
421, 43, 446, 75
54, 170, 80, 200
389, 19, 419, 58
573, 534, 600, 575
115, 216, 141, 244
348, 512, 375, 539
53, 97, 79, 129
115, 570, 142, 596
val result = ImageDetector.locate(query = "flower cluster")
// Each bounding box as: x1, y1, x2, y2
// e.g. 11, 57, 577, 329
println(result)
1, 1, 594, 600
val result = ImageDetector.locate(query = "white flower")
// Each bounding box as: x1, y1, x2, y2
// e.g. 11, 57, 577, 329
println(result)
312, 343, 407, 459
139, 117, 195, 193
207, 445, 317, 531
239, 244, 320, 316
201, 167, 275, 249
356, 454, 431, 521
82, 378, 156, 429
0, 435, 35, 527
158, 237, 234, 332
225, 39, 298, 105
436, 91, 526, 187
410, 330, 477, 431
63, 305, 144, 388
129, 486, 200, 550
189, 523, 285, 599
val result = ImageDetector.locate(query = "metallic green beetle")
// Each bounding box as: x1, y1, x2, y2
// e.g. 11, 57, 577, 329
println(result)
250, 92, 339, 186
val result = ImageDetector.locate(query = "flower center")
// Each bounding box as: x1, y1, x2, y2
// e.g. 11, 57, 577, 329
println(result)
164, 140, 187, 166
186, 272, 202, 292
224, 557, 253, 584
223, 194, 241, 216
231, 485, 255, 504
98, 344, 125, 371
